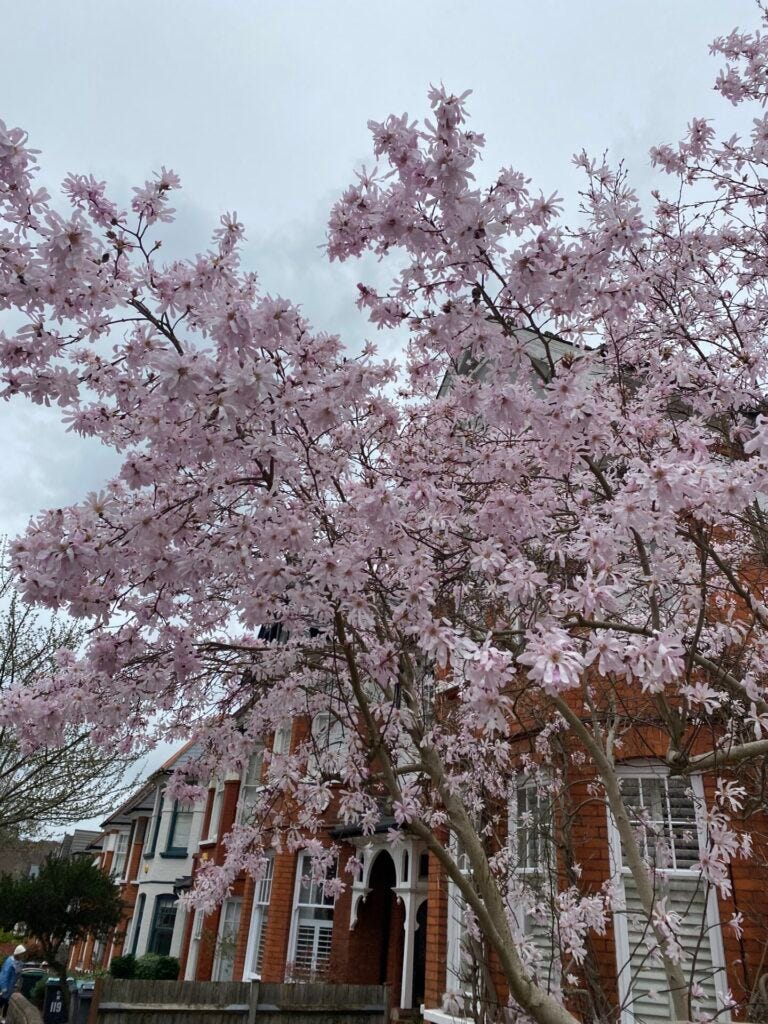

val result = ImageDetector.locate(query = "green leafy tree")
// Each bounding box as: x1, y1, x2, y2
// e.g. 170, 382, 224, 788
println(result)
0, 855, 122, 1007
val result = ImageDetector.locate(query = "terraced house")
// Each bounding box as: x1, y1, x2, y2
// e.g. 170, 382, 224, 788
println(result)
68, 701, 768, 1024
67, 742, 204, 972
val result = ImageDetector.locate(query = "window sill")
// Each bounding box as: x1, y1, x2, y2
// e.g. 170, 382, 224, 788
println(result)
198, 838, 218, 849
160, 850, 189, 859
422, 1010, 473, 1024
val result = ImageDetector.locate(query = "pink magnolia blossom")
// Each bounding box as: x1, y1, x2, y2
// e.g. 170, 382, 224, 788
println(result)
1, 13, 768, 1023
518, 625, 584, 695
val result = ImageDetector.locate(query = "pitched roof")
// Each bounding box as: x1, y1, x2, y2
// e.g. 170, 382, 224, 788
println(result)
100, 739, 203, 829
60, 829, 104, 857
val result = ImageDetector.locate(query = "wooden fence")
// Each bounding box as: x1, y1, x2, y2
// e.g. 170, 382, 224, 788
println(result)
89, 979, 390, 1024
252, 983, 389, 1024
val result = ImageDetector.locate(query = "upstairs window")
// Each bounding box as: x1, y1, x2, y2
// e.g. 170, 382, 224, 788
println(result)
165, 801, 194, 855
145, 791, 165, 857
111, 832, 130, 880
204, 784, 224, 842
307, 713, 346, 779
238, 750, 264, 825
619, 772, 700, 870
272, 722, 292, 756
509, 780, 551, 874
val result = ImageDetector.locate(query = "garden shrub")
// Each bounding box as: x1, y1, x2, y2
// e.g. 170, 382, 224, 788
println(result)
109, 953, 136, 979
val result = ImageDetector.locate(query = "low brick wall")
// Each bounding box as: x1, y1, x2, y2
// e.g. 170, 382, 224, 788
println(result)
7, 993, 43, 1024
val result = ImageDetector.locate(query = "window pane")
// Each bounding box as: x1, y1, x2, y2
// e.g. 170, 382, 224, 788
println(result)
207, 786, 223, 840
147, 793, 165, 855
273, 723, 292, 755
516, 785, 544, 870
620, 773, 699, 870
239, 750, 264, 823
149, 896, 177, 956
130, 894, 146, 955
112, 833, 129, 879
292, 855, 335, 975
298, 857, 335, 906
248, 857, 274, 977
169, 805, 193, 851
214, 898, 242, 981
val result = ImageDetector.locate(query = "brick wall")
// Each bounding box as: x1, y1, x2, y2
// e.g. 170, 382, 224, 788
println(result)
194, 778, 241, 980
260, 850, 298, 982
424, 844, 448, 1009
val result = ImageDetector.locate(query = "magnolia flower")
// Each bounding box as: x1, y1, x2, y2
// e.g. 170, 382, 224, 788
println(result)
681, 681, 722, 715
715, 779, 746, 812
518, 625, 584, 695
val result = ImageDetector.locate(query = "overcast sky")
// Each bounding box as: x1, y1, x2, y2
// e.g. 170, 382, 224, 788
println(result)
0, 0, 759, 833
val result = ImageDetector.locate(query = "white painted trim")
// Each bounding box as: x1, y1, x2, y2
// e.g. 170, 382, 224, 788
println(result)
422, 1009, 473, 1024
285, 851, 336, 978
242, 853, 275, 982
285, 852, 306, 976
184, 909, 203, 981
608, 763, 731, 1024
211, 896, 243, 981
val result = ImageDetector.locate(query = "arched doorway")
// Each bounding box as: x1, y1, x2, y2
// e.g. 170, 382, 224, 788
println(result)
352, 851, 405, 993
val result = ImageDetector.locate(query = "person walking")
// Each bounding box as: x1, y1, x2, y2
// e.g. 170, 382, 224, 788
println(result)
0, 945, 26, 1022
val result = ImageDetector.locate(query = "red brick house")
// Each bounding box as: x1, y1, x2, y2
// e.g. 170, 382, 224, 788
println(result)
175, 713, 768, 1024
68, 706, 768, 1024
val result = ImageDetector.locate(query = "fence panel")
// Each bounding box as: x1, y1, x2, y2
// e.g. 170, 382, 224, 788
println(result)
255, 983, 389, 1024
92, 978, 251, 1024
91, 979, 389, 1024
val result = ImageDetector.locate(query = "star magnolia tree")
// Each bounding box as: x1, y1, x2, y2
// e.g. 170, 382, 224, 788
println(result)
4, 16, 768, 1024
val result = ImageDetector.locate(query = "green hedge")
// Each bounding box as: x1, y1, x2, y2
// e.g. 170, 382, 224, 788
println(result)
109, 953, 136, 978
110, 952, 179, 980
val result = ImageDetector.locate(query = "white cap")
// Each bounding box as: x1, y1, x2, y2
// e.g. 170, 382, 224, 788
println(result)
13, 945, 25, 957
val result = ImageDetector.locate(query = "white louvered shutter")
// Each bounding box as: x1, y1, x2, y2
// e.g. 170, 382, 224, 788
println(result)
621, 876, 719, 1024
290, 854, 336, 976
510, 782, 559, 996
613, 770, 728, 1024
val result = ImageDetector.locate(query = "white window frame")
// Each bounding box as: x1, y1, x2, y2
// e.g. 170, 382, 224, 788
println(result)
506, 777, 560, 999
272, 722, 292, 755
204, 782, 224, 842
242, 853, 275, 981
286, 852, 336, 978
307, 712, 346, 779
212, 897, 243, 982
237, 749, 264, 826
445, 836, 473, 1011
608, 763, 730, 1024
184, 908, 204, 980
165, 800, 194, 854
508, 778, 552, 876
111, 831, 130, 881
